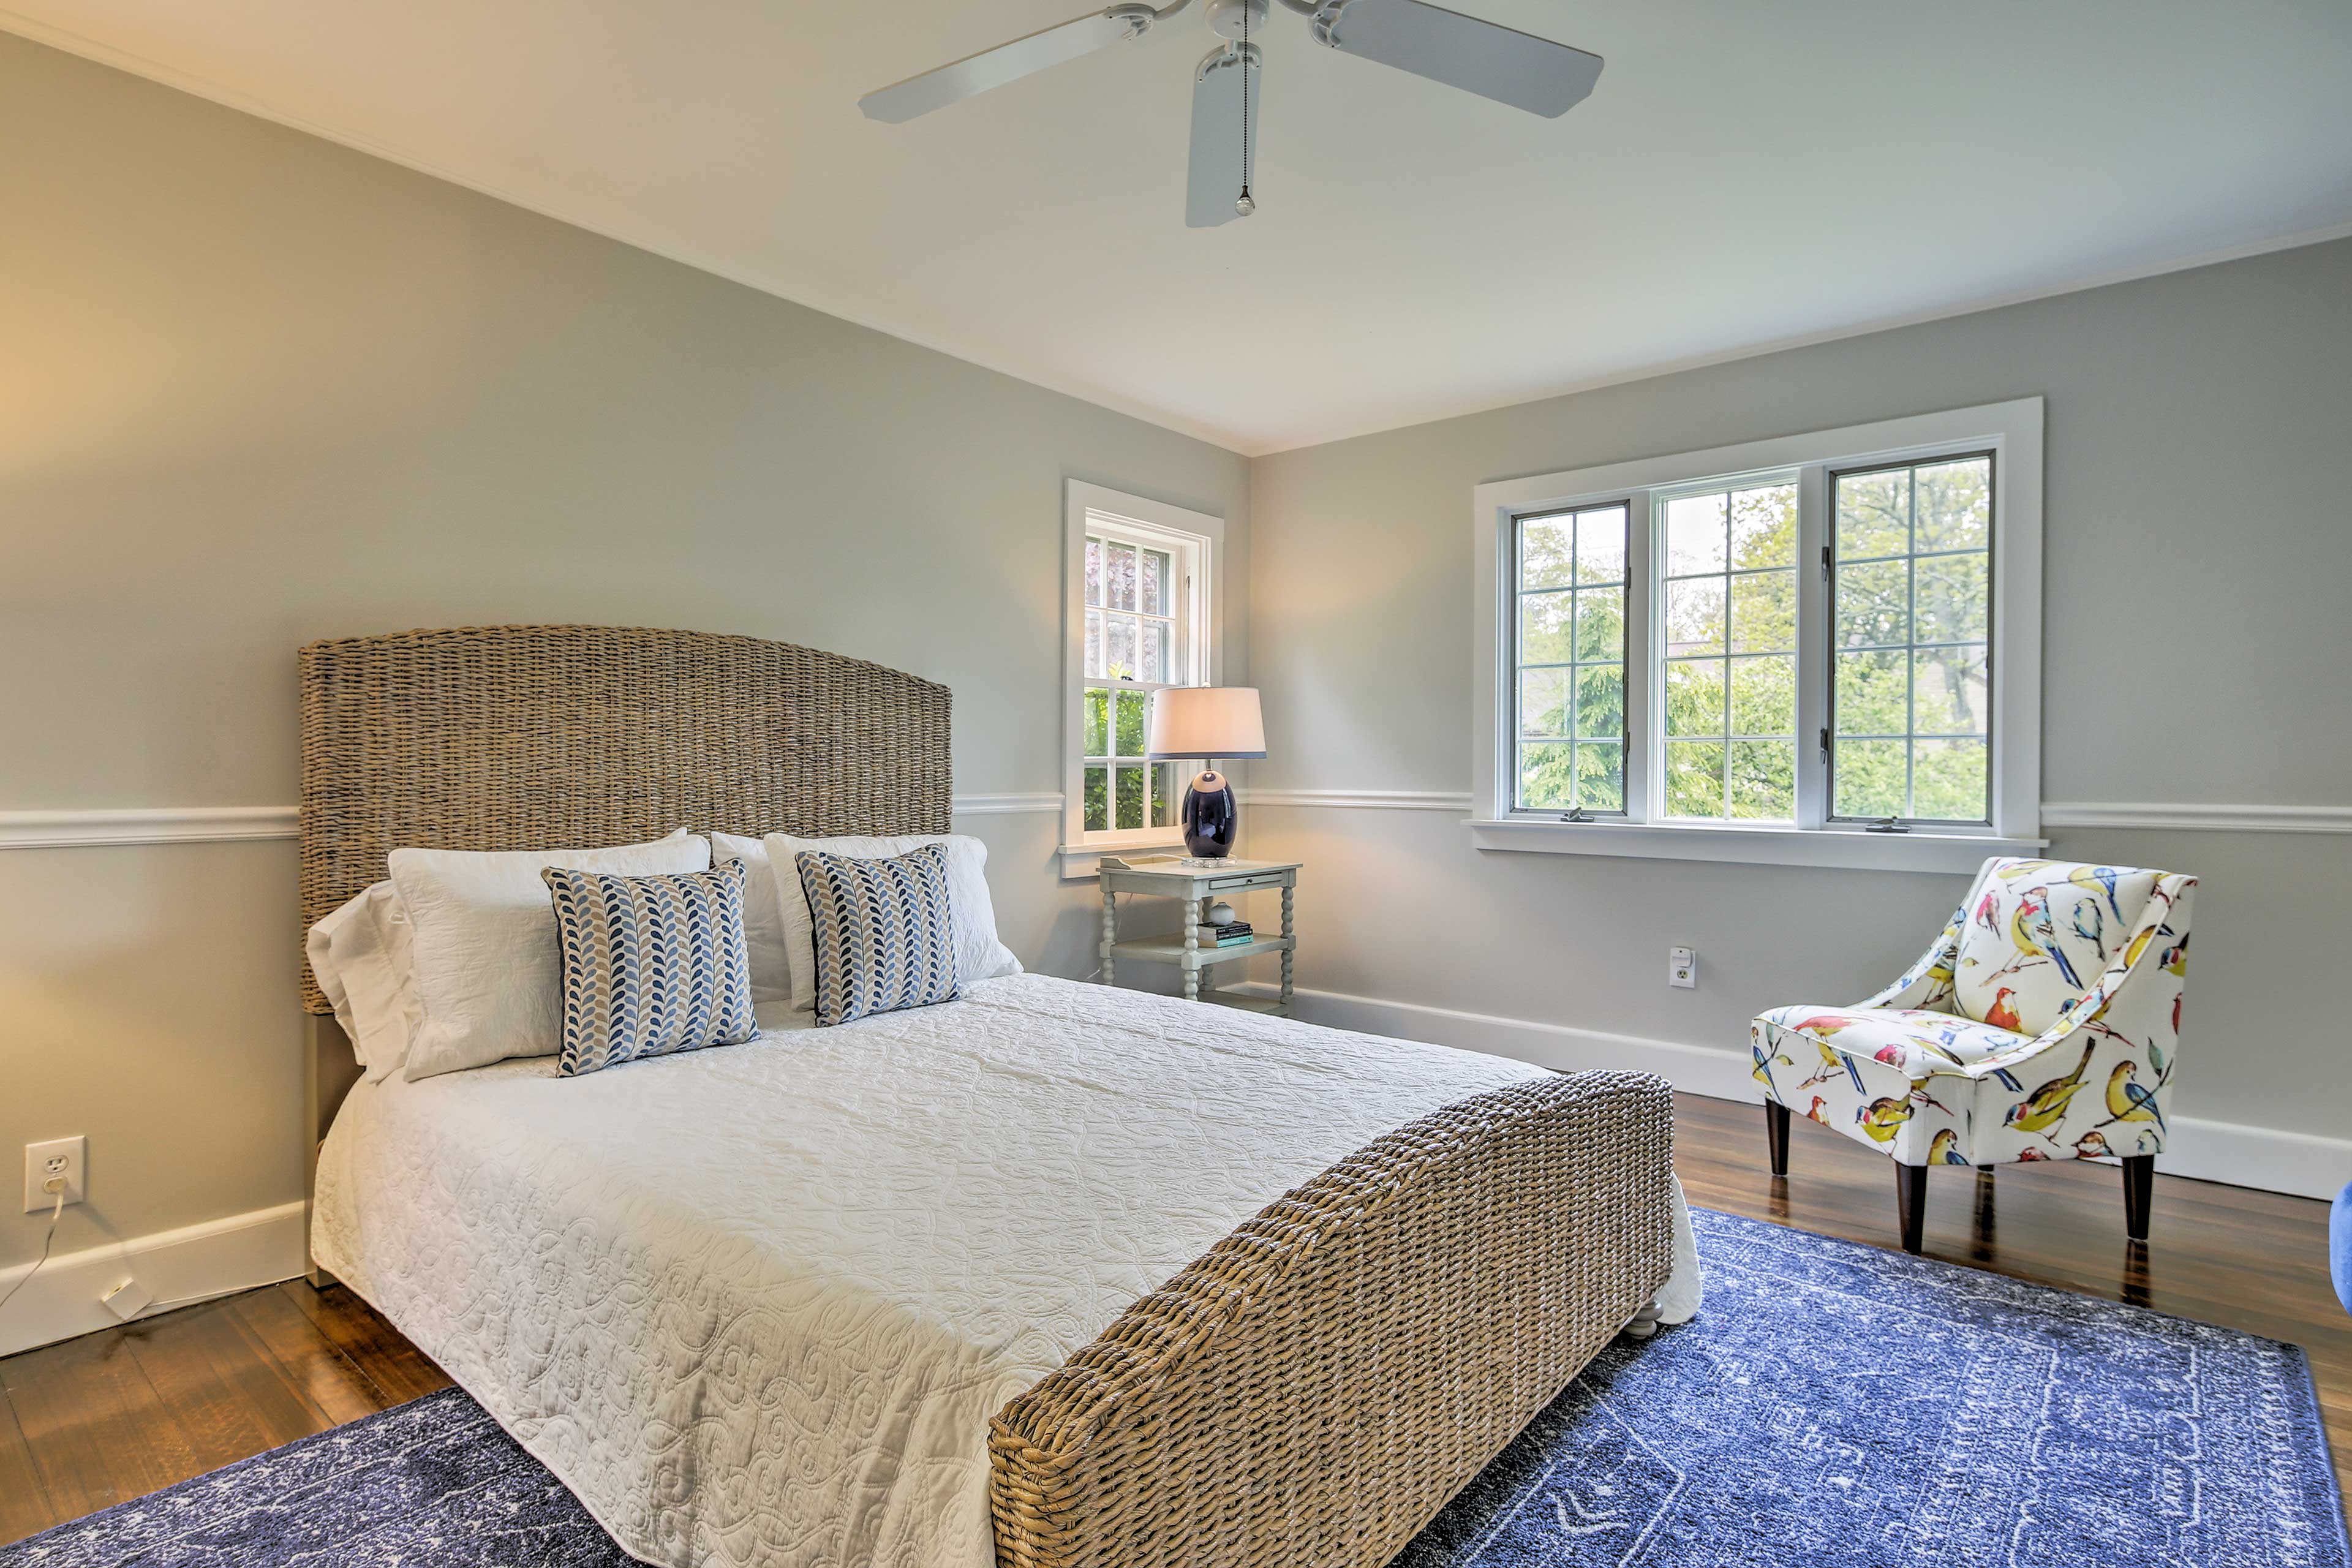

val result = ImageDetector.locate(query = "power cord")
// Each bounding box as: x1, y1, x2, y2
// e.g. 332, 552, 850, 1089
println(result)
0, 1178, 66, 1319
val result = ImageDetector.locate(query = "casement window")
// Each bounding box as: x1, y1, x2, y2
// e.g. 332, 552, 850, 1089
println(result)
1061, 481, 1224, 870
1473, 401, 2043, 872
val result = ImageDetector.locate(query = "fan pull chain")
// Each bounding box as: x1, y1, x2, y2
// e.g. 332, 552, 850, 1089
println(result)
1236, 2, 1256, 216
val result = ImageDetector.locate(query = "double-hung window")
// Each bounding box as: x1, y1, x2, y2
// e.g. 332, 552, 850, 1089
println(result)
1062, 481, 1223, 870
1473, 401, 2042, 872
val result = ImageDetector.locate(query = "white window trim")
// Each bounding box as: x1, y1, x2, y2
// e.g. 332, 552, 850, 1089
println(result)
1469, 399, 2045, 874
1060, 480, 1226, 878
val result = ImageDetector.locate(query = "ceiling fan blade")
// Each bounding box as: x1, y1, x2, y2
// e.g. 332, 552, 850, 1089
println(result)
1186, 42, 1261, 228
1309, 0, 1602, 118
860, 6, 1156, 124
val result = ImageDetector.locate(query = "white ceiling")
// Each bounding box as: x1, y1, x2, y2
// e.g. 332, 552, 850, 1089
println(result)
9, 1, 2351, 454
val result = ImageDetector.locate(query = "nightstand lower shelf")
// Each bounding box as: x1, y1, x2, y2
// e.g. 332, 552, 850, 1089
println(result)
1109, 934, 1295, 968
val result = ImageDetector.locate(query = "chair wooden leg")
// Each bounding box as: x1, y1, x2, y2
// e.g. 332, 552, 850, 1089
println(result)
1896, 1163, 1928, 1254
1764, 1099, 1790, 1177
2122, 1153, 2154, 1242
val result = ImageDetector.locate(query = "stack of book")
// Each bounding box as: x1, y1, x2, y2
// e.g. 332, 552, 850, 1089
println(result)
1196, 920, 1256, 948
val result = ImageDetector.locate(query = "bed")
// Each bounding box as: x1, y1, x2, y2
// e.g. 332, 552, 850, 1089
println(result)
297, 624, 1699, 1568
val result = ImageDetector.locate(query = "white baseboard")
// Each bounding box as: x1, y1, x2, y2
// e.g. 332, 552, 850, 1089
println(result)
1235, 982, 2351, 1202
0, 1200, 306, 1357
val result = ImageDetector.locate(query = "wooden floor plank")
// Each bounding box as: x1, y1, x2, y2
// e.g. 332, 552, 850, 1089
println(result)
1, 1090, 2342, 1548
118, 1298, 339, 1474
0, 1383, 56, 1547
270, 1279, 452, 1406
0, 1321, 202, 1526
230, 1284, 400, 1428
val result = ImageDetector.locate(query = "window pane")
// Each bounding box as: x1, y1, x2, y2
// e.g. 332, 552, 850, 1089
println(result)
1115, 689, 1147, 756
1105, 614, 1136, 679
1915, 553, 1988, 643
1106, 542, 1137, 611
1142, 549, 1170, 616
1575, 586, 1624, 661
1913, 646, 1988, 735
1518, 741, 1577, 809
1520, 590, 1574, 663
1728, 571, 1795, 653
1577, 507, 1626, 584
1085, 608, 1103, 679
1575, 665, 1624, 739
1836, 560, 1909, 647
1520, 515, 1575, 590
1139, 620, 1170, 684
1519, 668, 1572, 737
1665, 660, 1726, 738
1664, 741, 1727, 818
1577, 743, 1624, 811
1834, 739, 1907, 818
1729, 483, 1797, 570
1728, 739, 1795, 820
1084, 687, 1109, 756
1085, 536, 1104, 609
1836, 650, 1907, 735
1150, 763, 1180, 827
1665, 578, 1727, 655
1913, 738, 1988, 821
1729, 655, 1795, 736
1915, 458, 1990, 552
1664, 493, 1728, 575
1083, 766, 1109, 832
1836, 469, 1909, 559
1114, 765, 1145, 829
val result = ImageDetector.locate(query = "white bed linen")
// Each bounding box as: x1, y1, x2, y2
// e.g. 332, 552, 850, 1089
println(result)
313, 973, 1700, 1568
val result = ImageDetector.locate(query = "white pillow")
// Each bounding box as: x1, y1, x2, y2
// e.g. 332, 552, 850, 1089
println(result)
709, 831, 794, 1004
393, 829, 710, 1080
762, 832, 1021, 1012
305, 881, 422, 1083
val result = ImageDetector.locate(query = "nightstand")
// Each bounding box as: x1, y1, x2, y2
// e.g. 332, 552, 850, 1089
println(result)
1097, 856, 1298, 1016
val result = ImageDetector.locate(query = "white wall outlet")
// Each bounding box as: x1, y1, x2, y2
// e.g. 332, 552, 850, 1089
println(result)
24, 1135, 86, 1212
1668, 946, 1697, 989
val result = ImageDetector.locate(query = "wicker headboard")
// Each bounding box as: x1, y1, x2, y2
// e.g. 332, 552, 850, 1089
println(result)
296, 624, 951, 1014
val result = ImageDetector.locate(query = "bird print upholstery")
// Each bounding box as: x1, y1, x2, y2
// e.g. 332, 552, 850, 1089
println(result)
1752, 857, 2194, 1170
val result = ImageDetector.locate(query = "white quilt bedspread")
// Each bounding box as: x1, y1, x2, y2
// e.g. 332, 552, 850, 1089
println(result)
314, 973, 1700, 1568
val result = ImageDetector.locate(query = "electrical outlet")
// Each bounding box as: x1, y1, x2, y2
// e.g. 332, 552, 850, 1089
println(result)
24, 1136, 85, 1212
1668, 947, 1697, 989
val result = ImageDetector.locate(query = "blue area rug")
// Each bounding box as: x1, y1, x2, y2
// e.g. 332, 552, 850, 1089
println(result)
6, 1209, 2343, 1567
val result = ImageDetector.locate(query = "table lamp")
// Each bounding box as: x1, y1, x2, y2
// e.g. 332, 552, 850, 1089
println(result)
1145, 687, 1266, 861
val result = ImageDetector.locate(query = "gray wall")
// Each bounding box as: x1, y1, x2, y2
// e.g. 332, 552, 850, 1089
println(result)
1246, 237, 2352, 1164
0, 32, 1248, 1269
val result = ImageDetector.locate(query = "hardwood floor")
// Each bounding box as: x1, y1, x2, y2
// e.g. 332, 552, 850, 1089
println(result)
1, 1091, 2344, 1547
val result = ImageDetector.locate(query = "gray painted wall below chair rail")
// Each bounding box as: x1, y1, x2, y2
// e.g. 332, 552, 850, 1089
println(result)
1243, 236, 2352, 1174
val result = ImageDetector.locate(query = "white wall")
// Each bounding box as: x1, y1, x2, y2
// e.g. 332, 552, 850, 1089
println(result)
1245, 237, 2352, 1198
0, 31, 1248, 1298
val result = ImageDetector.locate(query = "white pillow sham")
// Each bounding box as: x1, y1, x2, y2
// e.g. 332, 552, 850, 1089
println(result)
709, 831, 794, 1004
393, 829, 710, 1081
761, 832, 1021, 1012
305, 880, 421, 1084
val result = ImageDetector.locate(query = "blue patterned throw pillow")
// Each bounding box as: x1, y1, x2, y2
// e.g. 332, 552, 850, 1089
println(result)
794, 844, 959, 1026
540, 859, 759, 1076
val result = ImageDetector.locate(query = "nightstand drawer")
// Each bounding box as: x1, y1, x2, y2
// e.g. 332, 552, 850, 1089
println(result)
1203, 870, 1287, 894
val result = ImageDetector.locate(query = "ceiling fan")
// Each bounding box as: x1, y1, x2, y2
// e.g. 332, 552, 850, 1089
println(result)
858, 0, 1603, 227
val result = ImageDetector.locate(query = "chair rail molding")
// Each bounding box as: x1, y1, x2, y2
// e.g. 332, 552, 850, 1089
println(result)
2041, 801, 2352, 834
0, 806, 300, 850
1241, 790, 1476, 812
0, 796, 1064, 850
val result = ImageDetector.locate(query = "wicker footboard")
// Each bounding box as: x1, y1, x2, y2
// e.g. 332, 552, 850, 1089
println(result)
987, 1070, 1676, 1568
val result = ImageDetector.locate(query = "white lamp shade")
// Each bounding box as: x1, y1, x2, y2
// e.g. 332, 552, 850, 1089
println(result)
1145, 686, 1266, 760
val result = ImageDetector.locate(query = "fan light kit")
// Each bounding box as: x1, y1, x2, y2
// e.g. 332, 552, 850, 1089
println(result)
859, 0, 1603, 227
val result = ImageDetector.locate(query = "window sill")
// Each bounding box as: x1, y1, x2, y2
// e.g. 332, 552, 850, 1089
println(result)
1059, 835, 1188, 880
1464, 816, 2044, 874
